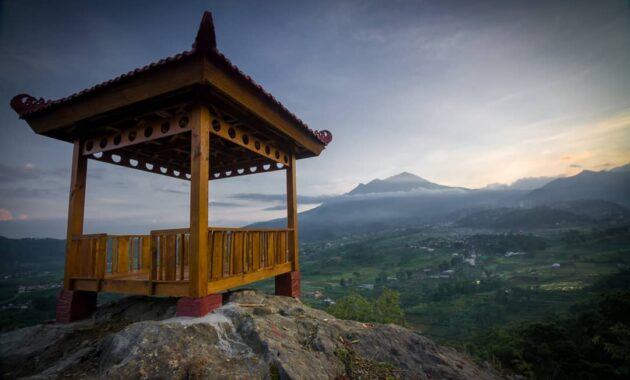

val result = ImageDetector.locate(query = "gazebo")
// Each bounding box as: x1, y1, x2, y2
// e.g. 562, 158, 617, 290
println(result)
10, 12, 332, 322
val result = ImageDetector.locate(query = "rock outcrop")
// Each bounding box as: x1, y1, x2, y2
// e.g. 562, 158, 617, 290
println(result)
0, 291, 506, 379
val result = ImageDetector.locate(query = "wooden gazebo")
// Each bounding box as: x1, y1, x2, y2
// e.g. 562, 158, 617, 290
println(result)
10, 12, 332, 322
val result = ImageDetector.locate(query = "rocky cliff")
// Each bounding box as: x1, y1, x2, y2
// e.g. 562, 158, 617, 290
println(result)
1, 291, 507, 379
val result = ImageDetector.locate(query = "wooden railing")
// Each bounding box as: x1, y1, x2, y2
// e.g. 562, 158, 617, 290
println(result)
70, 234, 150, 279
149, 228, 190, 281
69, 227, 294, 295
69, 234, 107, 278
105, 235, 150, 278
208, 228, 292, 280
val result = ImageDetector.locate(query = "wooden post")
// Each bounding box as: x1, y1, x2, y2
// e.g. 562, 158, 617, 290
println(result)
286, 153, 299, 270
63, 139, 88, 289
188, 106, 210, 298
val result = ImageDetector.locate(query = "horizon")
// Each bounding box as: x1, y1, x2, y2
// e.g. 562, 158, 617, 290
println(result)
1, 0, 629, 237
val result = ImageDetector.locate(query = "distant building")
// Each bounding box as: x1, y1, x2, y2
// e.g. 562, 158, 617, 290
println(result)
356, 284, 374, 290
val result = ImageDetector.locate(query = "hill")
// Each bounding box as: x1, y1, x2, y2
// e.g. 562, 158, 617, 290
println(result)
0, 236, 65, 274
522, 169, 630, 207
0, 291, 506, 379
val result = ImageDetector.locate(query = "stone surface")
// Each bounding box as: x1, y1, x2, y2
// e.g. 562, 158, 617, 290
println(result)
0, 290, 511, 379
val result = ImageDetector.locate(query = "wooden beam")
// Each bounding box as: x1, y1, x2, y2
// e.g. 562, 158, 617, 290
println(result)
89, 150, 190, 180
188, 106, 210, 298
208, 112, 291, 167
81, 112, 193, 156
64, 139, 88, 289
286, 153, 299, 271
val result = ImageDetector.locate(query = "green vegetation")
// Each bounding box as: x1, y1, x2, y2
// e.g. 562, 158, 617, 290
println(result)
468, 271, 630, 379
327, 288, 404, 325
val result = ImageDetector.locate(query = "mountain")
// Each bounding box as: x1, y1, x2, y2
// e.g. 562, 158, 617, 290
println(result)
0, 291, 506, 379
523, 169, 630, 207
483, 176, 559, 191
253, 167, 630, 241
0, 236, 65, 274
348, 172, 455, 195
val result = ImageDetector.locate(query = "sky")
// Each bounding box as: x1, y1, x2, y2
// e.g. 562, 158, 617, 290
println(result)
0, 0, 629, 238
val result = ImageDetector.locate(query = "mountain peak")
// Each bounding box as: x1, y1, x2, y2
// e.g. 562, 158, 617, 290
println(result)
384, 172, 426, 182
348, 172, 451, 195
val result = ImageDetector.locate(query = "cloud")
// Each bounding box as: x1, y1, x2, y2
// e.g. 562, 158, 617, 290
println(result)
0, 163, 45, 181
569, 164, 583, 168
230, 193, 336, 204
0, 209, 13, 221
210, 201, 244, 208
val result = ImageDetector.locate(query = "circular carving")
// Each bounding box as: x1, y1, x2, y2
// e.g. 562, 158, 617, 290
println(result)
265, 146, 271, 155
228, 127, 236, 139
179, 117, 189, 128
128, 131, 137, 141
275, 150, 280, 159
161, 122, 170, 134
283, 155, 288, 163
85, 140, 94, 152
242, 135, 249, 145
254, 141, 261, 150
99, 138, 107, 149
212, 119, 220, 132
144, 126, 153, 138
113, 135, 122, 146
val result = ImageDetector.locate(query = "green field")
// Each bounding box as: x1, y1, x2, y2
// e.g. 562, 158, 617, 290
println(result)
298, 225, 630, 346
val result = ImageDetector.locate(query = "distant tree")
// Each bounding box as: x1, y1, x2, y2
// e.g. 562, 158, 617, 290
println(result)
373, 289, 405, 325
327, 292, 373, 322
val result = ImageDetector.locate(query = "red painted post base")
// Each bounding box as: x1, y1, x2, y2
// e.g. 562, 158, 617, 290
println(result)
176, 294, 222, 317
56, 289, 97, 323
275, 270, 300, 298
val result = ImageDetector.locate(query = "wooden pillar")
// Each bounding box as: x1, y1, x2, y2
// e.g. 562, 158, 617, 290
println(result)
275, 152, 300, 298
286, 153, 299, 270
63, 139, 88, 290
188, 106, 210, 298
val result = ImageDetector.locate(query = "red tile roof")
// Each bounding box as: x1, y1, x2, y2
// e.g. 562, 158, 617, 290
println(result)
10, 11, 332, 146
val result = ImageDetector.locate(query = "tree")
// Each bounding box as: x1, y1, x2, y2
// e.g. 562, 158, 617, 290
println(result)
373, 289, 405, 325
327, 292, 373, 322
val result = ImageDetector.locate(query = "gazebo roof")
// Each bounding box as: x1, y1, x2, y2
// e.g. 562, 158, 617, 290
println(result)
10, 12, 332, 180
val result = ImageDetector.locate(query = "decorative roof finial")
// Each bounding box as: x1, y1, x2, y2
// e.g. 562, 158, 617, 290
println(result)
192, 11, 217, 53
10, 94, 50, 116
